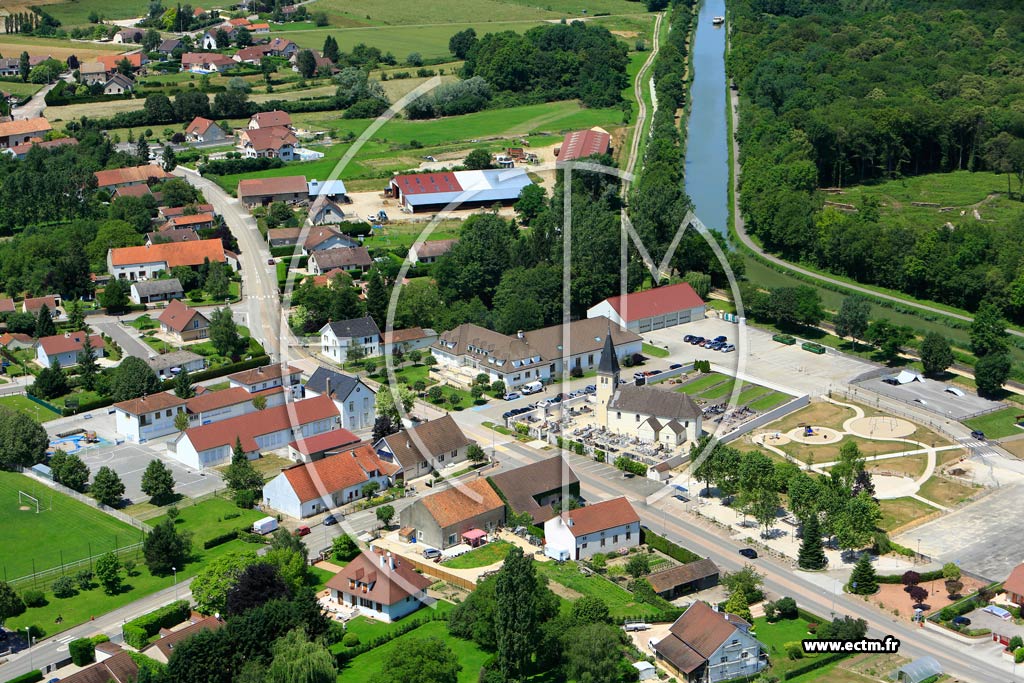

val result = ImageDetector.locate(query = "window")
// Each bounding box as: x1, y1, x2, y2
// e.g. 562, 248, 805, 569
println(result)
438, 453, 444, 462
447, 534, 457, 545
348, 401, 354, 412
635, 414, 640, 422
165, 409, 172, 417
741, 652, 748, 659
617, 412, 621, 419
720, 656, 728, 663
581, 543, 587, 549
600, 538, 606, 547
625, 530, 631, 540
613, 535, 618, 543
192, 319, 200, 329
588, 354, 593, 365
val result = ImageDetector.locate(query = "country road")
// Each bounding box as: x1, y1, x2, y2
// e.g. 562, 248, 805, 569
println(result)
622, 11, 663, 191
726, 86, 1024, 341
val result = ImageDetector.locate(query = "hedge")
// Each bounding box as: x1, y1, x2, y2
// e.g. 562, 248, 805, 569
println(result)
876, 569, 945, 584
6, 671, 42, 683
198, 157, 284, 176
781, 652, 847, 680
640, 527, 702, 565
333, 609, 450, 664
203, 530, 239, 549
122, 599, 191, 649
69, 637, 96, 666
158, 355, 271, 391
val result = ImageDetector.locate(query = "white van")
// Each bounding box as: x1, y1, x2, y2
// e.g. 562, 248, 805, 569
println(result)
521, 381, 543, 395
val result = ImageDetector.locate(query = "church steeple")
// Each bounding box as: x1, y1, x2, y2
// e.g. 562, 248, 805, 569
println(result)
596, 324, 618, 428
597, 324, 620, 378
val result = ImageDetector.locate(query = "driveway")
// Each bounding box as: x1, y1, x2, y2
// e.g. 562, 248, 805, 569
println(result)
93, 321, 153, 360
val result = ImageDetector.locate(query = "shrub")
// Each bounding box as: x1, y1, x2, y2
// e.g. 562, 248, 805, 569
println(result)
1016, 647, 1024, 664
763, 601, 777, 621
75, 569, 94, 590
122, 600, 191, 649
775, 596, 798, 619
1010, 636, 1023, 651
68, 638, 95, 666
22, 589, 46, 607
342, 632, 360, 647
640, 528, 701, 564
6, 671, 42, 683
52, 575, 77, 598
203, 530, 239, 549
570, 365, 583, 378
234, 488, 256, 509
785, 641, 803, 660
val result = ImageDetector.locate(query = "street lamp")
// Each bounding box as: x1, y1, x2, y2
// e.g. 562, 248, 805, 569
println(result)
24, 627, 32, 670
172, 566, 178, 600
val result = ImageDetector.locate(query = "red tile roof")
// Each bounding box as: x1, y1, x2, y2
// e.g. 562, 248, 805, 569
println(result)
157, 299, 208, 333
170, 212, 215, 227
98, 53, 143, 72
560, 497, 639, 537
282, 442, 393, 502
601, 282, 704, 322
412, 238, 457, 259
418, 478, 503, 529
23, 295, 60, 314
237, 175, 308, 198
182, 395, 339, 453
326, 550, 432, 605
38, 332, 104, 356
114, 392, 187, 416
9, 136, 77, 156
391, 172, 462, 196
228, 362, 301, 387
185, 386, 283, 415
110, 239, 226, 268
186, 117, 218, 136
0, 116, 51, 139
0, 332, 31, 346
250, 110, 292, 128
383, 327, 429, 345
289, 428, 361, 457
94, 164, 172, 189
558, 128, 610, 162
1006, 563, 1024, 597
240, 125, 296, 152
161, 204, 214, 218
180, 52, 234, 69
113, 184, 153, 199
0, 298, 14, 313
148, 615, 224, 660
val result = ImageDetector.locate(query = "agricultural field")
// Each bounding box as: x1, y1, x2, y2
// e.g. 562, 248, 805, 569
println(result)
0, 471, 141, 582
31, 0, 151, 25
0, 80, 44, 97
0, 34, 126, 60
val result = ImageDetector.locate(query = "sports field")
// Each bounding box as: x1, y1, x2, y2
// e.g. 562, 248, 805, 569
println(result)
0, 394, 61, 423
0, 471, 142, 582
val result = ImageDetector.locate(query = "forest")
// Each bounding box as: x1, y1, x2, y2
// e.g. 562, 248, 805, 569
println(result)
730, 0, 1024, 319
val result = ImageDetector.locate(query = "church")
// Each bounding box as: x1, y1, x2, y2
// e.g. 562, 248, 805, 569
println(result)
594, 330, 703, 447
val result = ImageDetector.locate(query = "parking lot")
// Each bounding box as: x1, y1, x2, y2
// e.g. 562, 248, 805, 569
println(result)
75, 439, 223, 505
851, 374, 1001, 420
643, 317, 874, 397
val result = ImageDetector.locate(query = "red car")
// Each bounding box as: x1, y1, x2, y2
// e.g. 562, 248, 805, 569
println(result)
293, 525, 311, 537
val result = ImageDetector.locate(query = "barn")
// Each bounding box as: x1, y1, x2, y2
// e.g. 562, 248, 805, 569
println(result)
587, 282, 706, 333
388, 169, 533, 213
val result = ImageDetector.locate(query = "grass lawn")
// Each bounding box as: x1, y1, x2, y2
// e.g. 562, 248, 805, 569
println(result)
917, 475, 977, 508
362, 220, 463, 250
675, 372, 727, 394
753, 615, 830, 679
379, 363, 481, 411
309, 565, 337, 590
642, 343, 669, 359
963, 407, 1022, 440
0, 394, 61, 422
0, 471, 142, 581
536, 561, 664, 618
126, 314, 159, 330
0, 80, 43, 98
736, 385, 771, 404
771, 402, 854, 433
41, 0, 152, 25
146, 496, 265, 546
443, 541, 513, 569
0, 34, 127, 59
878, 497, 938, 532
337, 601, 455, 647
49, 390, 104, 410
216, 453, 294, 482
335, 620, 486, 683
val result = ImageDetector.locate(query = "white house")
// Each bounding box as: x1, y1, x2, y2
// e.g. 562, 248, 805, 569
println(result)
113, 393, 188, 442
302, 226, 358, 254
185, 385, 287, 427
167, 395, 339, 469
201, 31, 218, 50
319, 317, 381, 364
325, 550, 433, 623
36, 332, 105, 369
227, 362, 303, 398
373, 414, 472, 480
587, 282, 705, 334
431, 316, 641, 390
261, 443, 397, 518
652, 601, 767, 683
381, 327, 438, 358
107, 239, 226, 282
303, 367, 376, 431
543, 497, 640, 561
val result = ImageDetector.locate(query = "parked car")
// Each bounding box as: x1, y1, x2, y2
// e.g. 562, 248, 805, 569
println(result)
323, 514, 339, 526
951, 616, 971, 626
714, 335, 727, 343
504, 392, 522, 401
294, 525, 311, 537
738, 548, 758, 559
423, 548, 441, 559
970, 430, 986, 440
584, 384, 596, 394
683, 335, 694, 343
633, 371, 647, 380
690, 336, 705, 345
267, 257, 275, 265
722, 344, 736, 353
669, 363, 683, 370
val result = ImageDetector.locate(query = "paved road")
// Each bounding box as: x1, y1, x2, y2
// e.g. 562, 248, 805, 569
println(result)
0, 581, 194, 680
173, 167, 285, 362
93, 320, 153, 360
622, 11, 663, 191
12, 77, 65, 120
727, 86, 1024, 342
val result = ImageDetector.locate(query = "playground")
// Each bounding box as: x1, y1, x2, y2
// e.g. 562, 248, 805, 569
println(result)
48, 430, 110, 456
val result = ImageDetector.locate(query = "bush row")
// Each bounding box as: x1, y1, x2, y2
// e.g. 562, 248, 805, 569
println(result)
334, 609, 449, 664
876, 569, 945, 584
122, 599, 191, 649
198, 157, 284, 176
640, 527, 701, 565
203, 530, 239, 550
6, 671, 42, 683
781, 652, 847, 680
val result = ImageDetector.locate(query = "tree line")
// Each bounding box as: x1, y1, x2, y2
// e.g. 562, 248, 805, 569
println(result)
730, 0, 1024, 321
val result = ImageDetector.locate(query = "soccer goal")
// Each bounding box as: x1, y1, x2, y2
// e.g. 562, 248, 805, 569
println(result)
18, 490, 41, 513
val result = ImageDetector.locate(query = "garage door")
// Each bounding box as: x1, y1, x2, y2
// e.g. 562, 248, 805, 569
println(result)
664, 312, 678, 327
639, 318, 652, 333
678, 310, 691, 324
651, 316, 665, 330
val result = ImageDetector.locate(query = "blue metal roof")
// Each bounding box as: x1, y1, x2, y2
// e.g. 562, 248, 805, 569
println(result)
307, 179, 348, 196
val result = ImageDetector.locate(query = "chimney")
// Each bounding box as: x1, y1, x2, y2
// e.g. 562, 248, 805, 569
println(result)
387, 551, 395, 570
325, 377, 331, 397
379, 553, 386, 569
517, 330, 524, 339
712, 603, 719, 613
257, 366, 263, 374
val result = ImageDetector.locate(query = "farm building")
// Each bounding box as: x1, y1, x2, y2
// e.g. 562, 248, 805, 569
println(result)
237, 176, 308, 207
587, 282, 705, 333
556, 128, 611, 163
388, 169, 533, 213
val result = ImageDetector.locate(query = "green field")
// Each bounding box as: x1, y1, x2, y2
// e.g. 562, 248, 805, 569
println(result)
963, 407, 1023, 440
211, 100, 623, 194
0, 471, 141, 582
443, 541, 513, 569
0, 394, 61, 423
337, 601, 455, 647
0, 80, 43, 98
752, 615, 825, 678
336, 620, 487, 683
537, 560, 666, 618
40, 0, 152, 25
146, 496, 265, 546
312, 0, 643, 26
642, 343, 670, 358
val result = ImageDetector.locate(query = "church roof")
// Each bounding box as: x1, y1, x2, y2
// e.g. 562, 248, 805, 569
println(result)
597, 324, 620, 375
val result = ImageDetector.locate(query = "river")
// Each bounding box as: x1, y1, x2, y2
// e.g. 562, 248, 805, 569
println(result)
683, 0, 729, 235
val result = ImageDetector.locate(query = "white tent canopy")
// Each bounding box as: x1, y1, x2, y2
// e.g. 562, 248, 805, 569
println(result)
893, 370, 924, 384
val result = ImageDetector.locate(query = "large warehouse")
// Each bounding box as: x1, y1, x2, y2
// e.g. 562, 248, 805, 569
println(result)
556, 127, 611, 164
388, 169, 533, 213
587, 282, 705, 333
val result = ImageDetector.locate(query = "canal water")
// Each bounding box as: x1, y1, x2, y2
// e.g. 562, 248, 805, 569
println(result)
683, 0, 729, 235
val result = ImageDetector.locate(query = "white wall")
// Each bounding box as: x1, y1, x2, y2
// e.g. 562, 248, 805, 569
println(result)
543, 516, 639, 560
262, 472, 303, 519
109, 258, 169, 281
115, 406, 183, 442
337, 383, 375, 431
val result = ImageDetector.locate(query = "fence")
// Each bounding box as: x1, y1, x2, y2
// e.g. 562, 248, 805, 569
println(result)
385, 552, 477, 592
717, 394, 810, 444
131, 487, 227, 522
6, 542, 145, 593
20, 468, 148, 531
24, 392, 62, 415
